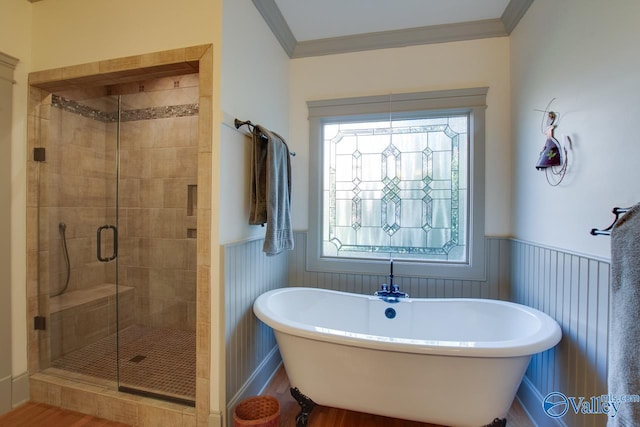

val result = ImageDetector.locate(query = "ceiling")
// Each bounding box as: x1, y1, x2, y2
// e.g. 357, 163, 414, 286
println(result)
252, 0, 533, 58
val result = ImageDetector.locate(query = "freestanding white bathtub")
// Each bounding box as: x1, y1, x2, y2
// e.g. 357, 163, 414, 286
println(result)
254, 287, 561, 427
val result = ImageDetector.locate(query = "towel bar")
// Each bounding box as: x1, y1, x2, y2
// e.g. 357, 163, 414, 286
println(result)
591, 206, 633, 236
234, 118, 296, 156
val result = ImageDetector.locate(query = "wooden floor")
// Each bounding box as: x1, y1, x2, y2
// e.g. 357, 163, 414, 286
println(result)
0, 402, 131, 427
1, 368, 535, 427
261, 366, 535, 427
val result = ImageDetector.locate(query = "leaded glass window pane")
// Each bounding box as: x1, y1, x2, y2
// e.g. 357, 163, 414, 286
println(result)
322, 115, 469, 263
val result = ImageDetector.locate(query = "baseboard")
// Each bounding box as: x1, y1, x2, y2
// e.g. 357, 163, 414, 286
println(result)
517, 376, 566, 427
11, 372, 29, 408
226, 346, 282, 423
0, 375, 10, 415
209, 411, 223, 427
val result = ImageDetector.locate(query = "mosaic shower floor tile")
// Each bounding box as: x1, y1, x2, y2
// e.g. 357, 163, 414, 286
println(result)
51, 324, 196, 401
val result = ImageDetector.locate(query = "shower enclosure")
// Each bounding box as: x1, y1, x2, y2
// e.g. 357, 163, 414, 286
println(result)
35, 74, 199, 405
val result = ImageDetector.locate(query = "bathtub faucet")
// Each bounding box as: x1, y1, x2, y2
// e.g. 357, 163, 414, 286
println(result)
375, 283, 409, 299
374, 259, 409, 298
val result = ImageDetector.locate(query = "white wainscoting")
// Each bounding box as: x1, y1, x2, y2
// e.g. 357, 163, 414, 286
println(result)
224, 233, 611, 427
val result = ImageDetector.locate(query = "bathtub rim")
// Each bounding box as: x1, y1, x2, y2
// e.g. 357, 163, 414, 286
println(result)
253, 287, 562, 358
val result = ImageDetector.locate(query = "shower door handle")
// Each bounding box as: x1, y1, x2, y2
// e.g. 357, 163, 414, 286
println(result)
97, 225, 118, 262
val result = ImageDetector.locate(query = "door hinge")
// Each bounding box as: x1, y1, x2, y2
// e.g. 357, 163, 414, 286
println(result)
33, 147, 46, 162
34, 316, 46, 330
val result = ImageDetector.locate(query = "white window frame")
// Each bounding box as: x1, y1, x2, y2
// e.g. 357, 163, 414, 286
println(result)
307, 87, 488, 280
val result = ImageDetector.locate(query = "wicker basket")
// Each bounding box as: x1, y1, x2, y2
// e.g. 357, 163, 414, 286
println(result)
233, 395, 280, 427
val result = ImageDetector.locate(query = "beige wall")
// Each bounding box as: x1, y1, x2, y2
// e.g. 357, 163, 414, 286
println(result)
9, 0, 225, 420
0, 52, 20, 414
289, 37, 512, 236
0, 0, 32, 383
30, 0, 216, 72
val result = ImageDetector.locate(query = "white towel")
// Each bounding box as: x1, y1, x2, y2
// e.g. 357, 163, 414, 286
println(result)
249, 125, 293, 255
608, 203, 640, 426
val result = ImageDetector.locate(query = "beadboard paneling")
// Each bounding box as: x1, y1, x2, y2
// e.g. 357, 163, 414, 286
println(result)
511, 240, 610, 427
289, 232, 511, 300
225, 233, 612, 427
224, 238, 288, 416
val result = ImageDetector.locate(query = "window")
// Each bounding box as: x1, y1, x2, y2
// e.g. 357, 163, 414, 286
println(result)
307, 88, 487, 280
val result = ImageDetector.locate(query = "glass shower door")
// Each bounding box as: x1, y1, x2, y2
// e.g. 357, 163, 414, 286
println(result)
43, 93, 120, 386
41, 76, 198, 405
114, 88, 197, 405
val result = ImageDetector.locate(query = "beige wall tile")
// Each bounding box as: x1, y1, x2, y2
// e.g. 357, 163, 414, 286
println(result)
185, 45, 211, 63
196, 266, 210, 325
60, 385, 99, 414
197, 153, 212, 211
196, 322, 210, 380
98, 55, 143, 75
195, 376, 210, 427
182, 412, 197, 427
138, 403, 185, 427
197, 97, 212, 154
140, 48, 186, 69
29, 378, 62, 406
29, 68, 64, 86
163, 178, 190, 209
196, 208, 211, 267
95, 394, 139, 425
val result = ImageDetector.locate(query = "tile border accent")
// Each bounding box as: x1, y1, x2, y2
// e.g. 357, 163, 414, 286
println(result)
51, 94, 199, 122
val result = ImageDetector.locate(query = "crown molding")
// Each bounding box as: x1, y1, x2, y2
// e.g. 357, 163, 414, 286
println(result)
292, 19, 507, 58
0, 50, 19, 85
0, 52, 19, 69
254, 0, 534, 58
502, 0, 535, 33
251, 0, 296, 57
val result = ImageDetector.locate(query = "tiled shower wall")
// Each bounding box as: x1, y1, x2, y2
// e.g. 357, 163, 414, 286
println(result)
116, 74, 199, 331
45, 95, 120, 362
45, 97, 116, 297
44, 74, 199, 361
226, 233, 613, 427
